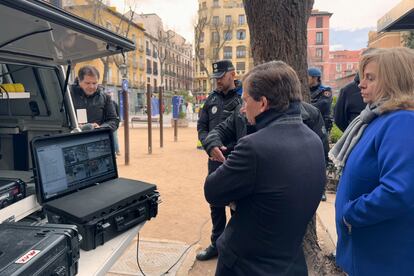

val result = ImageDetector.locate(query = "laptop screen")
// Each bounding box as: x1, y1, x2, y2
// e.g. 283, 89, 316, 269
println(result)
32, 130, 117, 202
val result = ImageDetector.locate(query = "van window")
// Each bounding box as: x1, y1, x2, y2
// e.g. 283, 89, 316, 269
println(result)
0, 63, 63, 118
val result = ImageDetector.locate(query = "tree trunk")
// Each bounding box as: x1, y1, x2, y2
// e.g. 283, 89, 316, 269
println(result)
243, 0, 313, 101
243, 1, 341, 274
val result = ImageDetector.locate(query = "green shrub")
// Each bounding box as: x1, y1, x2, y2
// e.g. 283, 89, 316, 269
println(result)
179, 110, 186, 119
330, 123, 343, 143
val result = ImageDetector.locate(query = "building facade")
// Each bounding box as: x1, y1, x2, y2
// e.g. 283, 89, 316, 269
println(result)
194, 3, 334, 95
368, 31, 406, 48
63, 0, 147, 115
307, 10, 332, 84
132, 13, 194, 112
194, 0, 253, 96
327, 50, 361, 91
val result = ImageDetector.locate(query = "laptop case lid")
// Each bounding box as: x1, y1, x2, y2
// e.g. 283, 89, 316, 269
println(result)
30, 129, 118, 204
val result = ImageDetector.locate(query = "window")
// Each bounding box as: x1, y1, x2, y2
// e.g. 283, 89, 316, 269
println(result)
347, 63, 353, 70
316, 32, 323, 44
202, 1, 206, 8
131, 34, 136, 45
236, 62, 245, 71
106, 67, 112, 83
146, 41, 151, 56
316, 48, 323, 58
212, 16, 220, 26
213, 48, 219, 59
237, 29, 246, 40
316, 17, 323, 28
153, 61, 158, 75
146, 59, 152, 74
224, 30, 232, 41
212, 31, 219, 43
238, 14, 245, 25
213, 0, 219, 7
200, 32, 205, 42
336, 64, 342, 72
199, 48, 204, 60
223, 46, 232, 59
225, 15, 232, 26
106, 21, 112, 31
236, 46, 246, 58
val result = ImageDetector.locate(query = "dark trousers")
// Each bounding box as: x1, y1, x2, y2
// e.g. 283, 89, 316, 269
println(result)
208, 160, 227, 246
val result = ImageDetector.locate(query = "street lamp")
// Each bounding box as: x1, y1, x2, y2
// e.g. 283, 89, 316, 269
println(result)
120, 63, 130, 165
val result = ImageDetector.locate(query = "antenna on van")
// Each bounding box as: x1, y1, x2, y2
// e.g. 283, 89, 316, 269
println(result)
59, 61, 71, 113
0, 28, 53, 49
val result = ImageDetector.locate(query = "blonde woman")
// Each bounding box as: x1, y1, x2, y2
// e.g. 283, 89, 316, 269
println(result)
330, 47, 414, 276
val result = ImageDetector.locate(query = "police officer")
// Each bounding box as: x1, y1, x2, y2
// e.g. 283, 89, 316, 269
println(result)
308, 67, 332, 202
196, 60, 242, 261
308, 67, 333, 133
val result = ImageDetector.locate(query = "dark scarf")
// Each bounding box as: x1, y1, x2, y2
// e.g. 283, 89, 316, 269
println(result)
253, 102, 301, 132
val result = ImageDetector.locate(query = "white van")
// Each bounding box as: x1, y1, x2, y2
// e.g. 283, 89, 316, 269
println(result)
0, 0, 134, 176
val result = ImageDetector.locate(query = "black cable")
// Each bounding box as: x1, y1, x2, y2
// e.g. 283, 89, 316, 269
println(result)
0, 85, 11, 116
136, 232, 147, 276
136, 218, 209, 276
0, 29, 53, 49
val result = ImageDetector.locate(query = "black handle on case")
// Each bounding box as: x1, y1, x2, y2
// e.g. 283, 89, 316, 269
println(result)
115, 213, 146, 232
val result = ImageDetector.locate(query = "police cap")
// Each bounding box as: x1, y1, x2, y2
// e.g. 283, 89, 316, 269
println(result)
308, 67, 322, 77
211, 60, 235, 79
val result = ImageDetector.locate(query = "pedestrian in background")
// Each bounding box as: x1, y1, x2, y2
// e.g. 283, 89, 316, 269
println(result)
70, 65, 119, 131
334, 72, 365, 132
196, 60, 242, 261
330, 47, 414, 276
308, 67, 332, 201
205, 61, 325, 275
308, 67, 333, 133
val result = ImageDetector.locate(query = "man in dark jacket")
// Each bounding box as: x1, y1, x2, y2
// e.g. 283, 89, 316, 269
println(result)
308, 67, 333, 133
205, 61, 325, 275
196, 60, 242, 261
334, 73, 365, 132
204, 101, 328, 164
70, 65, 119, 131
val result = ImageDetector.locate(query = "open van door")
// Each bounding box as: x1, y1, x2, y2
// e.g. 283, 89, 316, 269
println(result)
0, 0, 135, 173
0, 0, 135, 65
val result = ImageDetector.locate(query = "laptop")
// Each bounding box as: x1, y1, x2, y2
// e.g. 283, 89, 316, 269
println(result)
30, 129, 158, 250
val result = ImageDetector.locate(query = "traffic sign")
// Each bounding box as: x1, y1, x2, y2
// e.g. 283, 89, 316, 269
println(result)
122, 79, 128, 91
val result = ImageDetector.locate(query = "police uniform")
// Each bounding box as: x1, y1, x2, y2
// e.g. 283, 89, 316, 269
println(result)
310, 84, 333, 132
308, 68, 333, 132
196, 60, 242, 259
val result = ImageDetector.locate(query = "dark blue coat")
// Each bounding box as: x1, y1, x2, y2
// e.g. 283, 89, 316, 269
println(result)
205, 107, 326, 276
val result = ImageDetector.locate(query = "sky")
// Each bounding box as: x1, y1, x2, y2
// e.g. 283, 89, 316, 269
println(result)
111, 0, 402, 50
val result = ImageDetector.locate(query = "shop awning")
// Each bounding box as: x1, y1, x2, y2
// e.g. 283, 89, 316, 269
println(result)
377, 0, 414, 32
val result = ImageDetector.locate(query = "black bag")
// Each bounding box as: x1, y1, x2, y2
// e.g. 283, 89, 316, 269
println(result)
0, 223, 79, 276
31, 129, 159, 251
